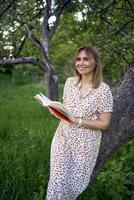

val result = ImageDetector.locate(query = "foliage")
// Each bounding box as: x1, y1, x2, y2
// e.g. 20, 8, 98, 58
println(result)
50, 13, 77, 82
78, 140, 134, 200
12, 64, 43, 85
0, 0, 134, 86
0, 64, 14, 75
0, 0, 43, 58
50, 0, 134, 85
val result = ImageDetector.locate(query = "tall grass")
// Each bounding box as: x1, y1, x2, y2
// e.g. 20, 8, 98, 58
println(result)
0, 75, 60, 200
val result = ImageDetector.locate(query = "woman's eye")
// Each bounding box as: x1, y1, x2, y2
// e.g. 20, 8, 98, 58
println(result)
84, 57, 88, 61
76, 57, 88, 61
76, 57, 81, 61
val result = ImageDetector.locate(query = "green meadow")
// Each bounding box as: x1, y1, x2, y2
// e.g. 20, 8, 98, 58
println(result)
0, 75, 59, 200
0, 75, 134, 200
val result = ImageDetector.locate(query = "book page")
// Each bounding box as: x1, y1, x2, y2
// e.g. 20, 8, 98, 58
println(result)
39, 93, 52, 105
34, 92, 75, 123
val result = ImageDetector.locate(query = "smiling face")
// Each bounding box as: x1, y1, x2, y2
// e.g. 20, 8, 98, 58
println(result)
75, 50, 96, 77
74, 46, 102, 88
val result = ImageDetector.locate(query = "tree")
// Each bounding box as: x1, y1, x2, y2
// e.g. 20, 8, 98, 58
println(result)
0, 0, 72, 100
90, 61, 134, 185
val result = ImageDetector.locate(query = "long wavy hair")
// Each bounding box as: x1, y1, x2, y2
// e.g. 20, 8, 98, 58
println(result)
74, 45, 103, 89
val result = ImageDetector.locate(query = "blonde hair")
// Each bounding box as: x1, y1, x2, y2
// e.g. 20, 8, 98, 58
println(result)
74, 45, 103, 89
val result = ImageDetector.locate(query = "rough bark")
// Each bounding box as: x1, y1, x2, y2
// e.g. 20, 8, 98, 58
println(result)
44, 66, 59, 101
90, 62, 134, 185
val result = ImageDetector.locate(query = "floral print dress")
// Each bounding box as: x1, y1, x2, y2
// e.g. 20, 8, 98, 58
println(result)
46, 77, 113, 200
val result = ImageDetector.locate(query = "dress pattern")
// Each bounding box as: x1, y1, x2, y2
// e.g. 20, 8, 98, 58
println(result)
46, 77, 113, 200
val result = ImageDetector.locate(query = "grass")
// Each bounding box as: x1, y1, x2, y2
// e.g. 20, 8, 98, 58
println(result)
0, 75, 134, 200
0, 76, 59, 200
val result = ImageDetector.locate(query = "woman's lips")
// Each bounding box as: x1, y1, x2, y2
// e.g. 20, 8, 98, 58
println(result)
77, 67, 86, 70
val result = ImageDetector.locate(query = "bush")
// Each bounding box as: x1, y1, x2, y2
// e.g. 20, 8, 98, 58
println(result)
12, 64, 43, 85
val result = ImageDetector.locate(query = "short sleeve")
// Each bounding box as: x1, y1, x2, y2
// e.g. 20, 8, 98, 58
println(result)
98, 85, 113, 113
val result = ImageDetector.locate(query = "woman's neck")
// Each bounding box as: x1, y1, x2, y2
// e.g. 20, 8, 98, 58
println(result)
81, 75, 93, 86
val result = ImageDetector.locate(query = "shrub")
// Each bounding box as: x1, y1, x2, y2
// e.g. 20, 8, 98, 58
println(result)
12, 64, 43, 85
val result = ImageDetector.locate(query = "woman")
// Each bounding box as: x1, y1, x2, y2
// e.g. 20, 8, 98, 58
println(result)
46, 46, 113, 200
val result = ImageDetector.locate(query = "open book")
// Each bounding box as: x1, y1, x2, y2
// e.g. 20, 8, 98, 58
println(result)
34, 93, 75, 124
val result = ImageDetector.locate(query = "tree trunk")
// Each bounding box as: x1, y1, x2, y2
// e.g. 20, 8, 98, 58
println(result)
44, 67, 59, 101
89, 62, 134, 185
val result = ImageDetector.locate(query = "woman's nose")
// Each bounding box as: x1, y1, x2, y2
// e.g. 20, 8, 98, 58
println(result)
79, 59, 84, 65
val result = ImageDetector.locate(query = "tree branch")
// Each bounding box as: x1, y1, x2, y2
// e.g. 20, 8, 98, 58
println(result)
103, 0, 116, 12
48, 9, 61, 41
0, 0, 16, 18
42, 2, 51, 54
112, 18, 134, 35
0, 56, 48, 72
126, 0, 134, 14
27, 26, 42, 49
26, 25, 48, 61
46, 0, 52, 13
41, 0, 71, 57
15, 34, 28, 57
101, 16, 113, 27
111, 47, 130, 64
98, 0, 116, 18
48, 0, 71, 41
